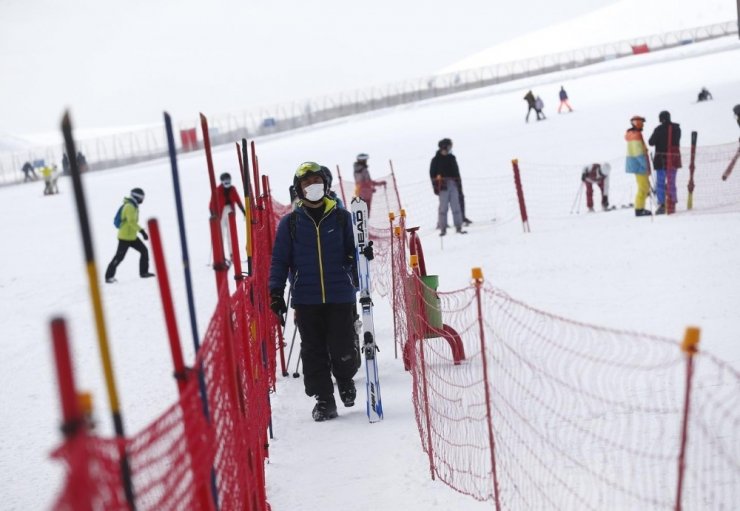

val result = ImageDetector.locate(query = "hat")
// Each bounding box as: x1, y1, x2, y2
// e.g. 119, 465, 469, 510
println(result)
630, 115, 646, 123
220, 172, 232, 187
356, 153, 369, 161
438, 138, 452, 149
658, 110, 671, 123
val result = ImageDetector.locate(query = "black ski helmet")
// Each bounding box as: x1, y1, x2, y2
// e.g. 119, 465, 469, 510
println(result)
658, 111, 671, 123
220, 172, 232, 185
293, 161, 327, 200
131, 187, 145, 204
438, 138, 452, 150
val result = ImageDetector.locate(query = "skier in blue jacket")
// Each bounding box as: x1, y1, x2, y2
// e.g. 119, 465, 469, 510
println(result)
269, 162, 372, 422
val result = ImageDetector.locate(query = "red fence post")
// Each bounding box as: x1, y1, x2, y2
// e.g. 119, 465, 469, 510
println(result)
336, 164, 348, 206
389, 212, 399, 360
389, 159, 403, 212
472, 269, 502, 510
511, 159, 530, 233
50, 318, 94, 511
148, 219, 216, 511
687, 131, 697, 210
675, 327, 700, 511
51, 318, 85, 437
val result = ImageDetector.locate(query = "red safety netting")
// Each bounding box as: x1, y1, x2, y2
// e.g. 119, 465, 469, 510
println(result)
51, 188, 283, 511
387, 215, 740, 509
52, 281, 274, 510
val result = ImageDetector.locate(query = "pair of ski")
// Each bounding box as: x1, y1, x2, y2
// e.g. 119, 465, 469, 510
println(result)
350, 197, 383, 423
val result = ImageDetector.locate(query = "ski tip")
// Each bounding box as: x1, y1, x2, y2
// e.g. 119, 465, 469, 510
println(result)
163, 111, 171, 122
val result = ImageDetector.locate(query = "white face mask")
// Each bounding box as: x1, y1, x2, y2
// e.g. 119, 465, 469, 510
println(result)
303, 183, 325, 202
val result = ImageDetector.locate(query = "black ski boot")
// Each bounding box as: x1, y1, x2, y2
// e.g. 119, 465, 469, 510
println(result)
140, 272, 156, 278
456, 227, 468, 234
635, 209, 652, 217
312, 396, 338, 422
338, 379, 356, 407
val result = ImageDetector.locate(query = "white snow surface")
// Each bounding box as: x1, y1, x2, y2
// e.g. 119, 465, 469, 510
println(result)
440, 0, 736, 73
1, 17, 740, 511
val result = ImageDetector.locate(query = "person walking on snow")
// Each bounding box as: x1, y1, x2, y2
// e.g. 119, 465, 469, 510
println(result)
21, 161, 37, 182
352, 153, 385, 216
581, 162, 610, 211
524, 90, 537, 122
535, 96, 546, 120
105, 187, 155, 282
558, 86, 573, 113
648, 111, 682, 215
624, 116, 652, 217
209, 172, 246, 261
430, 139, 467, 235
269, 162, 370, 422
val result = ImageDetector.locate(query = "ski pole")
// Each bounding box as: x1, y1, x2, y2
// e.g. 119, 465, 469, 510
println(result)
292, 354, 301, 378
285, 323, 299, 372
570, 182, 584, 214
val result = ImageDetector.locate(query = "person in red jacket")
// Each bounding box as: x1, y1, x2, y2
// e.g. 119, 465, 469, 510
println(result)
209, 172, 245, 261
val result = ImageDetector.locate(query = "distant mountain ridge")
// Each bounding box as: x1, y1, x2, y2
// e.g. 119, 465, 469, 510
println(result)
440, 0, 735, 73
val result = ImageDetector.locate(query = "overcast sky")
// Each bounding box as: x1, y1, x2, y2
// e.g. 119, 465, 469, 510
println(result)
0, 0, 615, 137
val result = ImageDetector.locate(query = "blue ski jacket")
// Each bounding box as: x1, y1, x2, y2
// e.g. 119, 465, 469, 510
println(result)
269, 197, 358, 305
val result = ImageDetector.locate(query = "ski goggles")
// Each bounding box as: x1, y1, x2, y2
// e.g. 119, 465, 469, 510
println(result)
295, 161, 322, 179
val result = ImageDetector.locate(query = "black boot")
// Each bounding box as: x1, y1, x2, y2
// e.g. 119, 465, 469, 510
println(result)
635, 209, 652, 217
312, 396, 338, 422
338, 379, 356, 407
456, 227, 468, 234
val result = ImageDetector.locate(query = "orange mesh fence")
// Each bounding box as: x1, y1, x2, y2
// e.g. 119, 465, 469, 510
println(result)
387, 218, 740, 509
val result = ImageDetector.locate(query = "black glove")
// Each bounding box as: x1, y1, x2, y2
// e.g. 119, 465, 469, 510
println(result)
139, 229, 149, 241
269, 289, 287, 324
361, 240, 374, 261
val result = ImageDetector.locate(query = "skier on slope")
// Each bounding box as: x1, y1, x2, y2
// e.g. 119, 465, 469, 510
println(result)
580, 162, 611, 212
353, 153, 385, 216
208, 172, 246, 261
558, 86, 573, 113
269, 162, 373, 422
648, 110, 682, 215
534, 95, 546, 120
105, 187, 155, 282
624, 116, 652, 217
430, 138, 468, 236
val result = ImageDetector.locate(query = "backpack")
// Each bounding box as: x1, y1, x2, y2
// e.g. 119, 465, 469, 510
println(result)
113, 204, 124, 228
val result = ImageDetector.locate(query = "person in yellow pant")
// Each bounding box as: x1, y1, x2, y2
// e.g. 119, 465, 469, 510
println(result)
624, 115, 652, 217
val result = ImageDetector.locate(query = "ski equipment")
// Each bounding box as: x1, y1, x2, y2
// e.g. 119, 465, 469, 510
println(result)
350, 196, 383, 423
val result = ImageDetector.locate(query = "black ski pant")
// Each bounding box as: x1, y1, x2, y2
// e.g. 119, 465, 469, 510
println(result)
294, 302, 359, 399
105, 238, 150, 279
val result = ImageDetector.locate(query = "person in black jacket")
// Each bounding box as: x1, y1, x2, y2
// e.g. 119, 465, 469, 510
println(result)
430, 139, 467, 235
269, 162, 367, 422
648, 111, 682, 214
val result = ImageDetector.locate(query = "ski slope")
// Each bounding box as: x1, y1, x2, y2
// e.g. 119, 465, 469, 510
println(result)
1, 20, 740, 511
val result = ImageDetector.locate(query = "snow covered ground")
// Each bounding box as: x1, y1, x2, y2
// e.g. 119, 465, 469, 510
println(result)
1, 6, 739, 511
